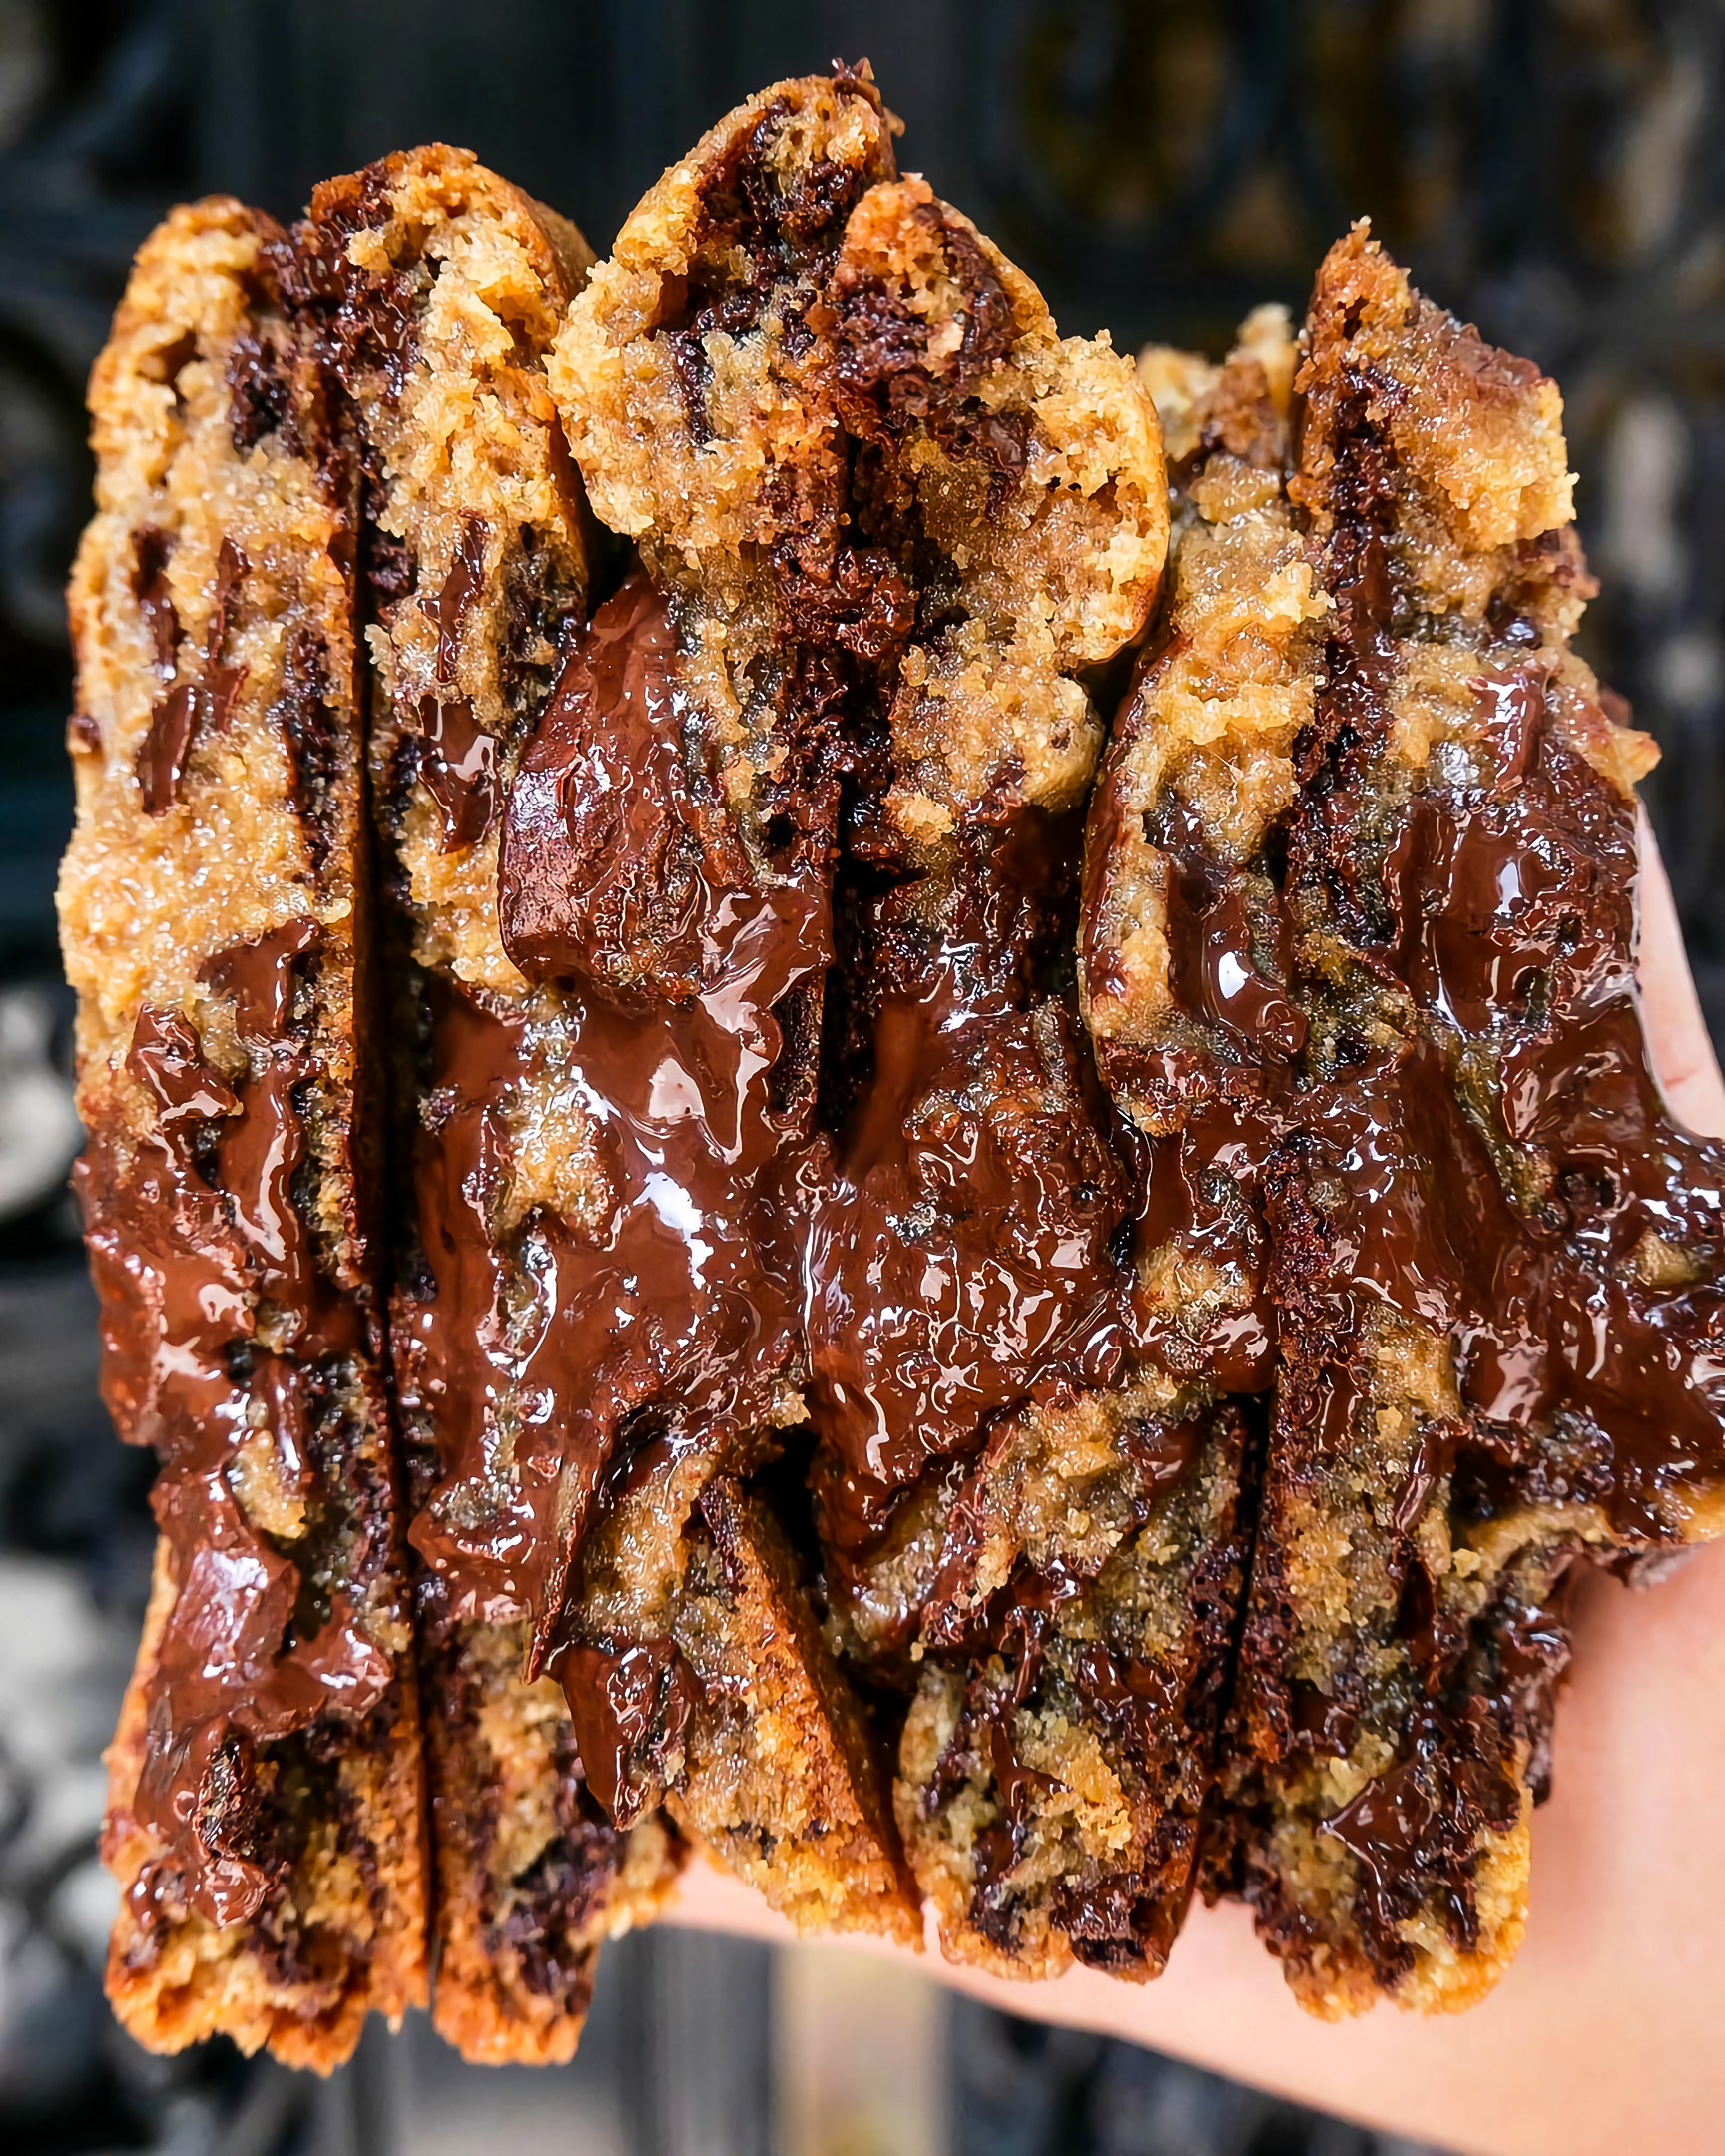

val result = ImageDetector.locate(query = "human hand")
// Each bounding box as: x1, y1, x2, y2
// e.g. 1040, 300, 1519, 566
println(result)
669, 810, 1725, 2156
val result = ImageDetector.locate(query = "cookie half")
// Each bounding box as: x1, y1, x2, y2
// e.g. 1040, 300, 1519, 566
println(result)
290, 145, 687, 2063
61, 199, 426, 2067
1086, 232, 1725, 2013
555, 64, 1243, 1981
537, 70, 924, 1946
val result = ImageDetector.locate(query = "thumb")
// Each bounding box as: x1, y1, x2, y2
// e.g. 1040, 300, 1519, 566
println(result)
1637, 808, 1725, 1140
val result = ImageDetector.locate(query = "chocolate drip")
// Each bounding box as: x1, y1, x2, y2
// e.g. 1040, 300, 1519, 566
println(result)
127, 1005, 240, 1125
1490, 1585, 1574, 1803
1050, 1601, 1226, 1975
791, 795, 1241, 1950
136, 536, 250, 815
926, 1590, 1066, 1892
415, 1594, 636, 2002
76, 919, 386, 1925
1132, 676, 1725, 1540
407, 607, 830, 1670
1132, 708, 1725, 1970
802, 813, 1137, 1561
793, 803, 1233, 1950
1159, 795, 1306, 1062
1287, 381, 1399, 947
418, 696, 498, 852
973, 1720, 1065, 1889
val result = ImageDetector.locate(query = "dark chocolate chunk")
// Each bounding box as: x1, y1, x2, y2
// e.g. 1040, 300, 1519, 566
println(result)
136, 684, 199, 815
557, 1638, 701, 1829
132, 527, 179, 677
498, 573, 751, 998
201, 917, 319, 1043
135, 537, 250, 815
409, 520, 500, 852
226, 326, 294, 453
275, 630, 341, 862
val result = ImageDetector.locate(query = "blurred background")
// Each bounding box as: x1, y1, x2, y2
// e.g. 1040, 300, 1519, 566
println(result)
2, 3, 1721, 2152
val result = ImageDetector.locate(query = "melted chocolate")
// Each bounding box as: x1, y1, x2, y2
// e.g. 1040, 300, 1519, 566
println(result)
202, 915, 319, 1042
1129, 673, 1725, 1542
971, 1719, 1064, 1888
424, 518, 486, 682
924, 1593, 1056, 1853
418, 696, 497, 852
127, 1005, 240, 1125
406, 608, 830, 1672
792, 791, 1222, 1940
918, 1411, 1200, 1653
499, 574, 752, 1000
801, 815, 1137, 1560
1491, 1584, 1574, 1802
77, 919, 386, 1924
136, 537, 250, 816
1074, 1639, 1183, 1749
413, 519, 497, 851
417, 1594, 634, 2002
1160, 796, 1306, 1062
1319, 1700, 1519, 1958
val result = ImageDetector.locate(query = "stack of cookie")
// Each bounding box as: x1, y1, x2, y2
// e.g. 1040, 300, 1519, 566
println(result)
59, 65, 1725, 2067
